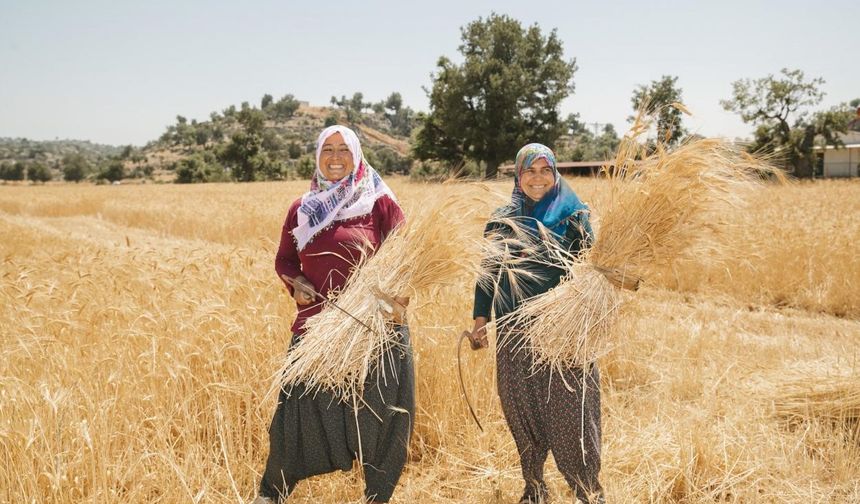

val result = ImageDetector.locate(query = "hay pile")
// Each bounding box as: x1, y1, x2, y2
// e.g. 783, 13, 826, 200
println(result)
496, 108, 780, 372
276, 191, 483, 399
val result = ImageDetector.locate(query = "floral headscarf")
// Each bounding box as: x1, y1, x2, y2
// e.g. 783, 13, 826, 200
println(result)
292, 125, 398, 250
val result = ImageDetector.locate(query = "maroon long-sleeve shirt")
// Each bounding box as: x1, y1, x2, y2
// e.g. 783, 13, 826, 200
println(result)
275, 195, 405, 335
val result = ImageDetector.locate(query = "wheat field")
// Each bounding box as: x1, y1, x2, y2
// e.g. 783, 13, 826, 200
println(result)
1, 178, 859, 503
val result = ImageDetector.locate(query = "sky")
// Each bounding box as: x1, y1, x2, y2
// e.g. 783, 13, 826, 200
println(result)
1, 0, 857, 146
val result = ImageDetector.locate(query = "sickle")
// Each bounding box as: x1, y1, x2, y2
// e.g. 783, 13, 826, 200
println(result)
457, 330, 484, 432
282, 274, 382, 338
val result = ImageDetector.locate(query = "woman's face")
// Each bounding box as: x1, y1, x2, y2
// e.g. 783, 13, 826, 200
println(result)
519, 157, 555, 201
318, 132, 355, 181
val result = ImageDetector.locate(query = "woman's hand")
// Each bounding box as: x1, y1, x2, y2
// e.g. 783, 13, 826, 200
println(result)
469, 317, 489, 350
372, 287, 409, 324
282, 274, 316, 306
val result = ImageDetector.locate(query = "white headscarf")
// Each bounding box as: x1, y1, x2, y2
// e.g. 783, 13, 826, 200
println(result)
292, 125, 397, 251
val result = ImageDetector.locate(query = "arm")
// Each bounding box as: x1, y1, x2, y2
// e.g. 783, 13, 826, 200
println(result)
469, 219, 500, 350
565, 209, 595, 254
275, 201, 315, 305
375, 194, 406, 241
374, 195, 410, 319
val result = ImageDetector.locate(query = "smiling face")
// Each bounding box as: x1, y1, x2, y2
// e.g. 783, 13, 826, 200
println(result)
519, 157, 555, 201
318, 132, 355, 182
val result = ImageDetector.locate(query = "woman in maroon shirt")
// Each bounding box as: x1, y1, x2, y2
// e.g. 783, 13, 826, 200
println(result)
256, 126, 412, 504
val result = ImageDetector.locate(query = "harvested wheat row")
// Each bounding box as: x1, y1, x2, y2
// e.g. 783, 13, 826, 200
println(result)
773, 373, 860, 429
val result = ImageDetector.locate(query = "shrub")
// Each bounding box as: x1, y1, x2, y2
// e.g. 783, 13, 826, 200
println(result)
174, 153, 227, 184
27, 162, 52, 183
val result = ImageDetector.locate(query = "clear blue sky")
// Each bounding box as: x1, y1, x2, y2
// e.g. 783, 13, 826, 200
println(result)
1, 0, 857, 146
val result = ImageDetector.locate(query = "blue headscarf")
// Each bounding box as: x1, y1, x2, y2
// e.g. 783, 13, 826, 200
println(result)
512, 143, 588, 237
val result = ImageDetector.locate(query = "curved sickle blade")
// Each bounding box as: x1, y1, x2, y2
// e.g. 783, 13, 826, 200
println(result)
457, 330, 484, 433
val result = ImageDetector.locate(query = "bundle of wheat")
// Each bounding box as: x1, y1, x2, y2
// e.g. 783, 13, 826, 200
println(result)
494, 107, 779, 371
275, 191, 485, 399
773, 373, 860, 432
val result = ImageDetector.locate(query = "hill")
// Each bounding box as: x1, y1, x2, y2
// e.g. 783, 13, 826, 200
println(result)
1, 93, 418, 184
140, 93, 417, 182
0, 137, 123, 176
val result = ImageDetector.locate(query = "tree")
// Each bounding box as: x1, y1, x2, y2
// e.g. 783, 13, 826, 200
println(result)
324, 112, 339, 127
384, 92, 403, 113
61, 153, 90, 182
27, 162, 52, 183
414, 13, 577, 178
848, 99, 860, 132
271, 94, 300, 119
237, 107, 266, 134
174, 152, 226, 184
1, 161, 26, 181
561, 115, 620, 162
217, 131, 283, 181
261, 93, 274, 110
296, 155, 315, 179
11, 162, 27, 181
630, 75, 687, 146
721, 68, 850, 178
98, 160, 125, 182
331, 93, 369, 124
287, 141, 303, 159
219, 132, 262, 181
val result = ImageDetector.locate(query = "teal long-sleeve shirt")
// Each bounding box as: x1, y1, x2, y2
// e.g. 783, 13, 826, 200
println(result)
472, 206, 594, 323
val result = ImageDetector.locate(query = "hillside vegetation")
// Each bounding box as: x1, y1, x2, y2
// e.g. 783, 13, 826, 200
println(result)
1, 92, 417, 184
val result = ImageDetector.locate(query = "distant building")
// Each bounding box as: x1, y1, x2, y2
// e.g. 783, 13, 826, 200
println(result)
815, 130, 860, 177
499, 160, 610, 176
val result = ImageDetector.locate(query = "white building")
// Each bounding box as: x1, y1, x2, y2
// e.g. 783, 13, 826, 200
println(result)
816, 131, 860, 178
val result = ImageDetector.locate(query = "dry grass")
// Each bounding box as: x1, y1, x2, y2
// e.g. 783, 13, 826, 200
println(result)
773, 372, 860, 434
1, 177, 859, 503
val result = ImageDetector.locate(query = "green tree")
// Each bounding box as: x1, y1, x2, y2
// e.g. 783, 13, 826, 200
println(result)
27, 162, 52, 183
414, 13, 577, 178
561, 115, 620, 162
0, 162, 11, 181
721, 68, 850, 178
7, 162, 27, 181
261, 93, 274, 109
630, 75, 687, 146
324, 112, 339, 127
331, 93, 369, 124
219, 132, 262, 181
296, 155, 316, 179
98, 160, 126, 182
61, 153, 90, 182
237, 107, 265, 134
271, 94, 300, 120
384, 92, 403, 113
0, 161, 26, 181
262, 130, 285, 152
174, 152, 227, 183
218, 132, 283, 181
287, 141, 303, 159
